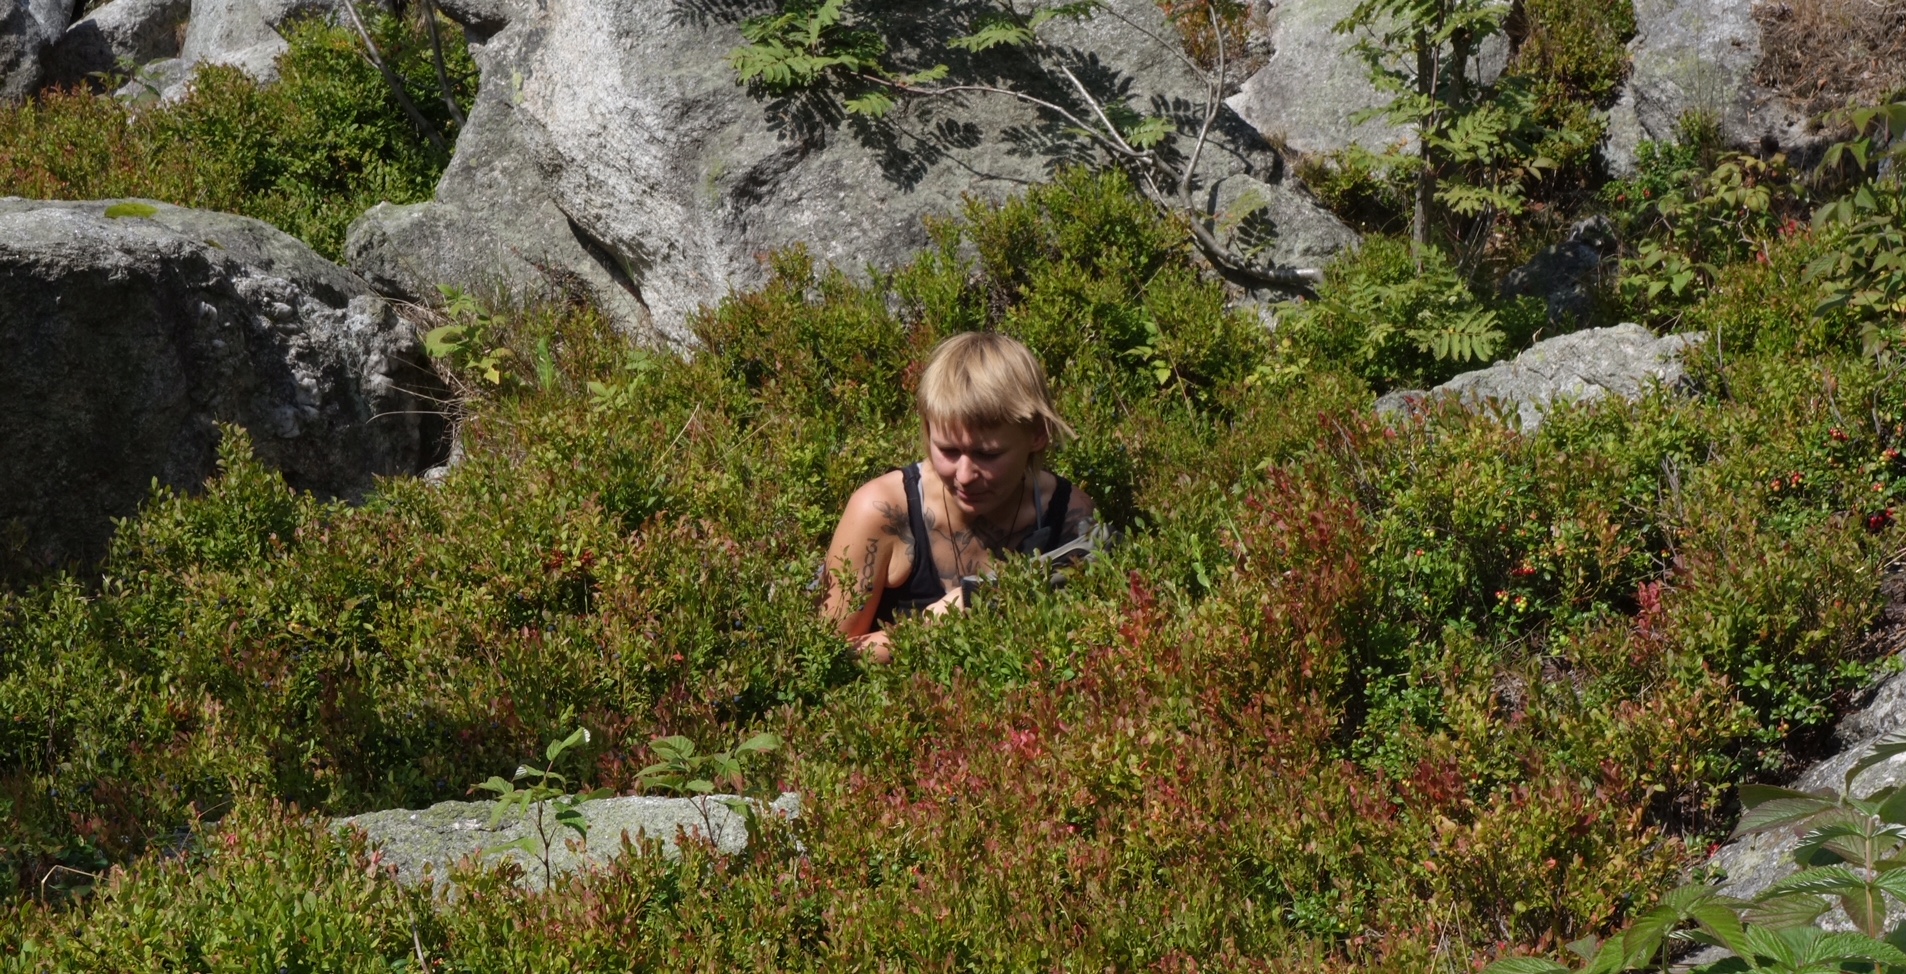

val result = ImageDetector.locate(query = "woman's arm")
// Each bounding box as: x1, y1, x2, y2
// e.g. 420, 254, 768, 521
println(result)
1061, 486, 1098, 542
820, 479, 909, 657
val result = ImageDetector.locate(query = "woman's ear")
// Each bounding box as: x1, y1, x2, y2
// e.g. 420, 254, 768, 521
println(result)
1027, 422, 1051, 454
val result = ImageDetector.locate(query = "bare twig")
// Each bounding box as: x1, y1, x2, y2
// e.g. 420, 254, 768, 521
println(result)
866, 2, 1324, 290
339, 0, 448, 152
418, 0, 466, 129
870, 76, 1151, 162
39, 865, 100, 905
411, 918, 431, 971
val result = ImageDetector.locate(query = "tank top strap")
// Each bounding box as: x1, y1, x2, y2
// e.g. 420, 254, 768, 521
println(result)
902, 464, 933, 559
1042, 474, 1073, 539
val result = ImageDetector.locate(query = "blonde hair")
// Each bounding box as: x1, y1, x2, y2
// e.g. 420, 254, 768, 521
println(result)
916, 332, 1074, 448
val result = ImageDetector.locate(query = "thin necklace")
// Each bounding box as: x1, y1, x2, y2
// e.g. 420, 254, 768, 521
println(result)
936, 467, 1029, 575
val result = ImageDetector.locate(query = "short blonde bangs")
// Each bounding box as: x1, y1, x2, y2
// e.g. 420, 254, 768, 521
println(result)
916, 331, 1074, 447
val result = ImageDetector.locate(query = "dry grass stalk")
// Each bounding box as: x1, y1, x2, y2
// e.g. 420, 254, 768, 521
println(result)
1754, 0, 1906, 117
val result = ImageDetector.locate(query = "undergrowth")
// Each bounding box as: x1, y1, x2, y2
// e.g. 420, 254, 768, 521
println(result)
0, 12, 472, 260
1, 167, 1903, 970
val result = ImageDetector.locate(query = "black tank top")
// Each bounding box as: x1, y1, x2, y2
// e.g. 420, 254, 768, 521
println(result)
872, 464, 1073, 627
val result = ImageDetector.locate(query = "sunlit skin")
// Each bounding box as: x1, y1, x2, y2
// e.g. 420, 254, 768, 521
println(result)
821, 421, 1095, 664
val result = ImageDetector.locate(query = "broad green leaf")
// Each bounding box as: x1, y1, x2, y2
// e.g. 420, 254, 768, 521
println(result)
1764, 864, 1868, 898
484, 836, 540, 858
1739, 784, 1826, 810
423, 325, 467, 358
1478, 959, 1569, 974
688, 779, 715, 794
653, 735, 696, 760
737, 732, 781, 754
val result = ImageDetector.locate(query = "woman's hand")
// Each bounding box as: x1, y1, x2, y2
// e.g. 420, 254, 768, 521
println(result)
850, 629, 893, 665
924, 587, 965, 617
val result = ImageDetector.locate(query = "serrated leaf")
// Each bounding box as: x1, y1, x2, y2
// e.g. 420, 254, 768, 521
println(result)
1742, 892, 1830, 930
688, 779, 715, 794
1733, 795, 1836, 837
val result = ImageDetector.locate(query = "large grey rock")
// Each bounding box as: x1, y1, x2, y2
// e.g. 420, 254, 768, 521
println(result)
339, 792, 802, 888
1225, 0, 1508, 157
1224, 0, 1402, 156
1, 0, 72, 101
351, 0, 1355, 339
0, 199, 446, 569
1375, 323, 1701, 432
44, 0, 191, 88
345, 23, 649, 331
1603, 0, 1814, 175
124, 0, 351, 101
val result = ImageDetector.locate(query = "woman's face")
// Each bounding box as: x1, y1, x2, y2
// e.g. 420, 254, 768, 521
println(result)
926, 421, 1048, 520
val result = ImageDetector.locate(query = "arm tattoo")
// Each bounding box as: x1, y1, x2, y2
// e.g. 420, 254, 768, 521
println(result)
847, 500, 911, 601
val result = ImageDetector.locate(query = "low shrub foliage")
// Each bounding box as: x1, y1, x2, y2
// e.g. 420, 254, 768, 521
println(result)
0, 12, 473, 259
1, 169, 1904, 971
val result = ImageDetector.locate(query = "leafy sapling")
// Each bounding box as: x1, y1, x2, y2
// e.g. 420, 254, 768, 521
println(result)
474, 727, 610, 888
637, 733, 782, 843
1482, 730, 1906, 974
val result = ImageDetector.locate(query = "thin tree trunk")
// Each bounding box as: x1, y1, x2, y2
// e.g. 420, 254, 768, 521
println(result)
340, 0, 448, 153
418, 0, 465, 129
1413, 26, 1434, 268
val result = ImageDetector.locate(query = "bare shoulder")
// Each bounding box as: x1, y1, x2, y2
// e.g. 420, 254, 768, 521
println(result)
841, 469, 910, 537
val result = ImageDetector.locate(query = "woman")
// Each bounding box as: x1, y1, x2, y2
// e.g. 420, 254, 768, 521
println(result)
821, 332, 1097, 663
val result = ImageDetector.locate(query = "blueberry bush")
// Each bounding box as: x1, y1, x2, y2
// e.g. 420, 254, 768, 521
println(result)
1, 161, 1903, 970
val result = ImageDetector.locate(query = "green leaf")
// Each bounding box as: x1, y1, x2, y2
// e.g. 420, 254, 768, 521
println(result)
1479, 959, 1570, 974
1123, 115, 1173, 150
423, 325, 467, 359
547, 726, 590, 764
687, 779, 715, 794
843, 91, 895, 117
949, 21, 1035, 52
1742, 892, 1829, 930
1732, 795, 1836, 837
484, 836, 541, 858
652, 736, 696, 760
737, 732, 781, 754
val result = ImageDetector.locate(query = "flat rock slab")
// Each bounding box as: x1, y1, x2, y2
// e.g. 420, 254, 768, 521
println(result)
338, 792, 802, 888
1376, 324, 1701, 433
